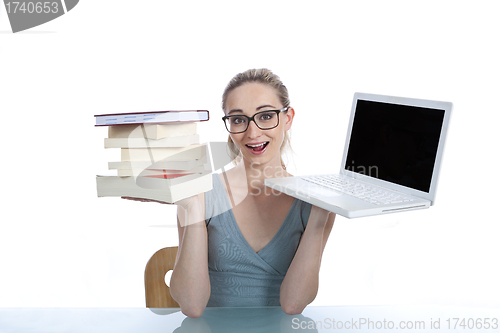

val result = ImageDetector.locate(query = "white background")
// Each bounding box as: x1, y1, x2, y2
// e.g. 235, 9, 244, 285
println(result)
1, 0, 499, 308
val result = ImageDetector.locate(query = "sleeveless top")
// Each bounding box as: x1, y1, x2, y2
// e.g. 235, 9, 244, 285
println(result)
204, 174, 312, 307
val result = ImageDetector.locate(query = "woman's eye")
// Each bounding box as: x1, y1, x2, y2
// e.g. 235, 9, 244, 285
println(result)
232, 117, 245, 125
259, 112, 275, 121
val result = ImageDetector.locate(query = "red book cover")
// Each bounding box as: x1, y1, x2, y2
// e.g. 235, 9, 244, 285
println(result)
143, 173, 195, 179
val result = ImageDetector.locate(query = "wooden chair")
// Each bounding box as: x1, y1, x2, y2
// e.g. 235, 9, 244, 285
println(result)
144, 246, 180, 308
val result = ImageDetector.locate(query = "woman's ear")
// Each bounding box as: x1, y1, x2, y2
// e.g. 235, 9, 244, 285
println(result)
284, 107, 295, 131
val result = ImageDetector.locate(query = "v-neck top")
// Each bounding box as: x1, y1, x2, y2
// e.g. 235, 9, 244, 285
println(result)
204, 173, 312, 307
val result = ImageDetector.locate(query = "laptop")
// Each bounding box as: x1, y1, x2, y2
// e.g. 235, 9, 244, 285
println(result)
265, 92, 452, 218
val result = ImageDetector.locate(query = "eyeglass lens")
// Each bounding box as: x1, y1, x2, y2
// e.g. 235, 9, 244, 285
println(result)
225, 111, 279, 133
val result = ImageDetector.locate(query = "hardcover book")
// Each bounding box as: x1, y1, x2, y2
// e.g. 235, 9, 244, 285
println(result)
95, 110, 209, 126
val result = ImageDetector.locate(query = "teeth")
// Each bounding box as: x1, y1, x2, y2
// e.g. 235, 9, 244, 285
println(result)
247, 142, 266, 148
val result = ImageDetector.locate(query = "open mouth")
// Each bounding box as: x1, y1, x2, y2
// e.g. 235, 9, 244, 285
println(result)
245, 141, 269, 153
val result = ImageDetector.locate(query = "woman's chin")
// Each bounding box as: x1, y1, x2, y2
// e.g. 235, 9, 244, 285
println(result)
241, 151, 281, 168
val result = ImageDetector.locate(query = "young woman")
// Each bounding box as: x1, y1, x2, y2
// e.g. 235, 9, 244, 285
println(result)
169, 69, 335, 318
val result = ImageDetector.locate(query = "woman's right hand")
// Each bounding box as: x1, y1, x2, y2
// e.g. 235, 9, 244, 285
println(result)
121, 196, 171, 205
121, 194, 202, 209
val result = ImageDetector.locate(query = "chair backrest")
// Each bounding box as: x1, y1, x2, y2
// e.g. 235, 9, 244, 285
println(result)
144, 246, 180, 308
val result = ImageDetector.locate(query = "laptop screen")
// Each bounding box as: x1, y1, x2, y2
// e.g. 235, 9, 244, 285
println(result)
344, 99, 445, 193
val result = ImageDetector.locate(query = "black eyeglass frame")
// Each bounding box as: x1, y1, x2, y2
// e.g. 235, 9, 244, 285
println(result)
222, 107, 289, 134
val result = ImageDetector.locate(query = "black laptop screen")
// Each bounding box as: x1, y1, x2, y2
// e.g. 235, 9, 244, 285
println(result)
344, 99, 445, 193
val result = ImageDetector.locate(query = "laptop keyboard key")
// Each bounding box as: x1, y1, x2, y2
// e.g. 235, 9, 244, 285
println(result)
304, 175, 414, 205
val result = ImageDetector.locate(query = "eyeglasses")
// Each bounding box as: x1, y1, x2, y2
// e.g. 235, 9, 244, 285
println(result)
222, 107, 289, 134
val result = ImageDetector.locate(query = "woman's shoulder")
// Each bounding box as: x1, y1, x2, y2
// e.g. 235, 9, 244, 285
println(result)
291, 197, 313, 229
204, 172, 232, 221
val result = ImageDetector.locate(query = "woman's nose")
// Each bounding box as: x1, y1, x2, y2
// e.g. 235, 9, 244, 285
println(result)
246, 120, 262, 139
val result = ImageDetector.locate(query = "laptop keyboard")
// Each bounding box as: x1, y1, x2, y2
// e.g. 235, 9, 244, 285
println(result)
303, 175, 415, 205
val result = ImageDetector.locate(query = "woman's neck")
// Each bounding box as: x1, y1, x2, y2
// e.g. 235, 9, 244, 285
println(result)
232, 158, 289, 196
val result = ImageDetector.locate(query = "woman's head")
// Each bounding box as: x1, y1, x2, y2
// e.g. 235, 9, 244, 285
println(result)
222, 68, 291, 111
222, 69, 293, 169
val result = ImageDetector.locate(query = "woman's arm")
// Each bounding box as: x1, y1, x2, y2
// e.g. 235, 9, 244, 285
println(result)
169, 193, 211, 318
280, 206, 335, 315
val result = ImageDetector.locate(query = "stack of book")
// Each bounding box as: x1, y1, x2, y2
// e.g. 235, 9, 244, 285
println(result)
95, 110, 213, 203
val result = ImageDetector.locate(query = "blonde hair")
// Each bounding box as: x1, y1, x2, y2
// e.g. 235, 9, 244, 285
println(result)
222, 68, 291, 169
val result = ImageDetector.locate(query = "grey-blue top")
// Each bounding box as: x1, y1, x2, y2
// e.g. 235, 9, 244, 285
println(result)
204, 174, 313, 307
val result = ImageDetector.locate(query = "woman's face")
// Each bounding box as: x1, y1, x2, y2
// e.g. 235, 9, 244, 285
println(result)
224, 82, 294, 168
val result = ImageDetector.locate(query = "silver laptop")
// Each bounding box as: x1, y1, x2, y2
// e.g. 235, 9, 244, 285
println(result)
265, 92, 452, 218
